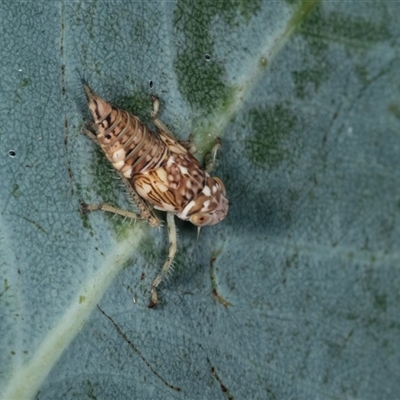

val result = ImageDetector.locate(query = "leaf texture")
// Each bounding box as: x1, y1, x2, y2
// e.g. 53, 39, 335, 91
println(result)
0, 1, 399, 399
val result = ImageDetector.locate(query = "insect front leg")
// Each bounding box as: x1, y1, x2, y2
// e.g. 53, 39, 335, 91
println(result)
148, 212, 177, 308
178, 133, 197, 155
204, 137, 222, 173
150, 96, 197, 154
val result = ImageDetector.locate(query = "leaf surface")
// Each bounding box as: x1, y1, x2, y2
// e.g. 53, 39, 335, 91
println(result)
1, 1, 399, 398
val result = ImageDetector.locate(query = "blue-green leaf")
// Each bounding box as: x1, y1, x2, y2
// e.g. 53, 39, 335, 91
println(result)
1, 1, 399, 399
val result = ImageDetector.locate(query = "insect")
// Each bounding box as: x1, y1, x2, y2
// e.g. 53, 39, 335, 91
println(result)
81, 83, 229, 307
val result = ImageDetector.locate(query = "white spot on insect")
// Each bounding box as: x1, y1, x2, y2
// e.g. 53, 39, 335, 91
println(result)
156, 168, 167, 182
140, 182, 152, 194
212, 185, 218, 194
201, 200, 210, 211
166, 157, 175, 168
112, 148, 125, 162
113, 160, 125, 170
202, 185, 211, 197
132, 135, 139, 144
179, 200, 196, 220
179, 166, 188, 175
186, 180, 192, 189
156, 182, 169, 192
122, 166, 133, 178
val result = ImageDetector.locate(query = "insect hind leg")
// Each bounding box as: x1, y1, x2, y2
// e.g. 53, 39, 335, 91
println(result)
81, 203, 140, 221
148, 212, 177, 308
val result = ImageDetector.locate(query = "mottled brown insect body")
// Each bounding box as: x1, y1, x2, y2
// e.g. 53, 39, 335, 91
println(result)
83, 84, 228, 227
82, 84, 228, 307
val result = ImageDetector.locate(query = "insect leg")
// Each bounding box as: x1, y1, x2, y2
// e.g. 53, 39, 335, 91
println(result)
178, 133, 197, 155
150, 95, 177, 139
118, 174, 161, 228
81, 185, 160, 228
148, 212, 177, 308
150, 96, 197, 153
81, 202, 140, 220
204, 137, 222, 173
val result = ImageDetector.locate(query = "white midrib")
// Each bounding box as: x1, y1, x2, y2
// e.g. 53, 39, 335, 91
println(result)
1, 229, 143, 400
206, 1, 320, 141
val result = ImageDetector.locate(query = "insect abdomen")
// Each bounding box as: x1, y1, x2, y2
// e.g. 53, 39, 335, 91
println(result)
83, 84, 168, 179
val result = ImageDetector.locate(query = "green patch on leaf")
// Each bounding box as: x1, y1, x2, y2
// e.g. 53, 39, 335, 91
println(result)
194, 84, 239, 149
88, 147, 139, 240
346, 313, 358, 321
355, 64, 370, 85
138, 230, 162, 267
11, 183, 21, 199
374, 293, 387, 312
292, 67, 327, 98
173, 0, 260, 115
117, 88, 154, 125
389, 104, 400, 120
90, 148, 121, 205
245, 104, 297, 169
299, 7, 390, 52
19, 77, 31, 88
287, 0, 322, 32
